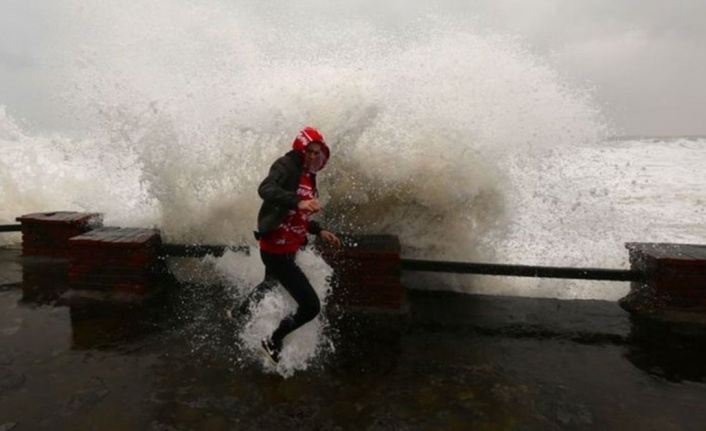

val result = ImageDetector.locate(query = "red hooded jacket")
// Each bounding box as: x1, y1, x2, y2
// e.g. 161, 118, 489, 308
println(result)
258, 127, 330, 254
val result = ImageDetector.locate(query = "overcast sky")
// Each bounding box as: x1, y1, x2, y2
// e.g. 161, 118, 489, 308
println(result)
1, 0, 704, 137
465, 0, 706, 137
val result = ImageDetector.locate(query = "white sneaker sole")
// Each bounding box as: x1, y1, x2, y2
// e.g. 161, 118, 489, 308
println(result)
260, 342, 279, 366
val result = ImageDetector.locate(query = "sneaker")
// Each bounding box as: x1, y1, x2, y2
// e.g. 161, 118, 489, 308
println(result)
261, 337, 281, 365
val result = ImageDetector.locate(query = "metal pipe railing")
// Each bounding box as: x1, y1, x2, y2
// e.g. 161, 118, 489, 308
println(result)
399, 258, 643, 282
158, 243, 643, 282
159, 244, 248, 258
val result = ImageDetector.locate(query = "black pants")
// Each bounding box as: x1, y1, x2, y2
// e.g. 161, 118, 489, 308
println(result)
241, 249, 321, 347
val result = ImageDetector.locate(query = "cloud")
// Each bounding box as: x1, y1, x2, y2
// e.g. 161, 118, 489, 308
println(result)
0, 50, 34, 71
453, 0, 706, 135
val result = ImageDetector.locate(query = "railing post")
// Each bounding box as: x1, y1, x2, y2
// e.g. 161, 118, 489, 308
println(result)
620, 243, 706, 324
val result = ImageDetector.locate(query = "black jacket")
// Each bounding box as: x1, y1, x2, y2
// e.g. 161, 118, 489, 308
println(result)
256, 150, 323, 237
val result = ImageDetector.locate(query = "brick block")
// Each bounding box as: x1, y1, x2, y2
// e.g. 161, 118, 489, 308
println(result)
21, 258, 70, 303
318, 234, 403, 310
16, 212, 103, 257
68, 227, 162, 295
622, 243, 706, 314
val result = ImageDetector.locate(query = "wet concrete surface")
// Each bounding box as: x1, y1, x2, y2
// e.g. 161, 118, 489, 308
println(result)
2, 246, 706, 430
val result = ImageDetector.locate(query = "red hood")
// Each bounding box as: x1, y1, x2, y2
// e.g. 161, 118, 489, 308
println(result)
292, 126, 330, 171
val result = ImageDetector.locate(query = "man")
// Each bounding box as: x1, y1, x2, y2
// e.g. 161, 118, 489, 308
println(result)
235, 126, 341, 365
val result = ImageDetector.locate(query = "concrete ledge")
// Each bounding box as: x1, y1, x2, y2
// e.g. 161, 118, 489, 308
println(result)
16, 211, 102, 258
620, 242, 706, 327
318, 235, 404, 311
68, 227, 164, 299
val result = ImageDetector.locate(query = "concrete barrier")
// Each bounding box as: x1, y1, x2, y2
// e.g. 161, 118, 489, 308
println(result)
318, 235, 404, 311
68, 227, 164, 300
620, 243, 706, 327
16, 212, 102, 258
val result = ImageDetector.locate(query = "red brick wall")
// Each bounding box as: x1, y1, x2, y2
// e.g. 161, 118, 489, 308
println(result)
68, 227, 162, 296
319, 235, 404, 310
16, 212, 102, 258
622, 243, 706, 313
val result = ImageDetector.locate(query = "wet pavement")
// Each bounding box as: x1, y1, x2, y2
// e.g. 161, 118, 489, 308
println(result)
2, 246, 706, 430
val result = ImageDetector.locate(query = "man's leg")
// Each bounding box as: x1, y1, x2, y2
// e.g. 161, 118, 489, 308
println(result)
227, 251, 276, 320
263, 252, 321, 350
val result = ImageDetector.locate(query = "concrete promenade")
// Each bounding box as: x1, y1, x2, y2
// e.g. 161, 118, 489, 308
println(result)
2, 246, 706, 430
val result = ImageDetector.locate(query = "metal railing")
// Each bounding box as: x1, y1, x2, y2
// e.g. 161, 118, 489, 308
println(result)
158, 243, 642, 282
3, 224, 641, 282
399, 259, 642, 282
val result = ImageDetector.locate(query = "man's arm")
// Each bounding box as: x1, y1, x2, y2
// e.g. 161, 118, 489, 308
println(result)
258, 158, 299, 209
309, 221, 341, 247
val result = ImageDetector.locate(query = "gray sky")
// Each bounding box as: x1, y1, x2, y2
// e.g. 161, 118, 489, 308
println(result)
463, 0, 706, 137
1, 0, 704, 136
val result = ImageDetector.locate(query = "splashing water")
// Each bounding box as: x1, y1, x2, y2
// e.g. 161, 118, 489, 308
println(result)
0, 106, 156, 244
212, 247, 334, 378
8, 0, 605, 246
2, 0, 621, 300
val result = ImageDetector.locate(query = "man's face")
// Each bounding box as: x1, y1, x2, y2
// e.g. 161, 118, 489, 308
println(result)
303, 142, 324, 171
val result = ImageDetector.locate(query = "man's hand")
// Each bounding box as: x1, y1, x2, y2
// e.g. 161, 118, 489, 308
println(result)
298, 199, 321, 213
319, 230, 341, 247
